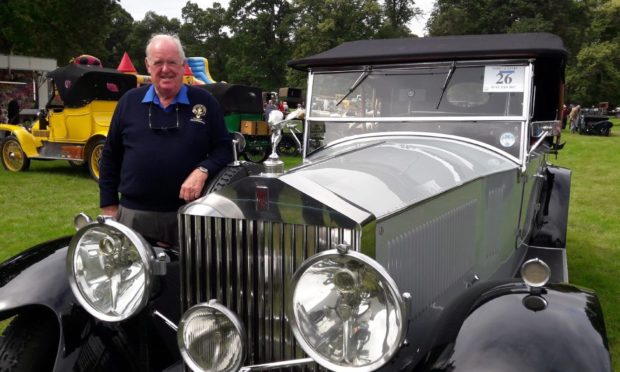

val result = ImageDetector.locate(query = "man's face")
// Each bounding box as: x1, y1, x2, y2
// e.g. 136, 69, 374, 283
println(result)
145, 40, 184, 99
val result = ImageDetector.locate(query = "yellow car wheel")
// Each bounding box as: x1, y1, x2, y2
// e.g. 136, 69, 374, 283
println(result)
1, 136, 31, 172
87, 139, 105, 182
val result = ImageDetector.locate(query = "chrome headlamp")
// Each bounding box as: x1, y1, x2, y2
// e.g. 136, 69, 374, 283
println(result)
178, 301, 247, 372
67, 217, 155, 322
287, 249, 408, 372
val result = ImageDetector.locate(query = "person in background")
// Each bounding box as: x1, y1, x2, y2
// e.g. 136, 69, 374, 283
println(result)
569, 104, 581, 133
7, 99, 20, 124
98, 33, 232, 246
561, 104, 569, 130
264, 98, 279, 121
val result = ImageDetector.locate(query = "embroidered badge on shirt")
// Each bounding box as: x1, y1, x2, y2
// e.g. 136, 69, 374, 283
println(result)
191, 104, 207, 124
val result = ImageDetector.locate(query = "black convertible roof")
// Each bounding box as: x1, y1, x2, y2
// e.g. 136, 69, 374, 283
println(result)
46, 64, 137, 107
288, 33, 567, 71
199, 83, 263, 114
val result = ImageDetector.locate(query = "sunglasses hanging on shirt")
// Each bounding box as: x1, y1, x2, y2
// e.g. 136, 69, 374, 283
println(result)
149, 103, 179, 131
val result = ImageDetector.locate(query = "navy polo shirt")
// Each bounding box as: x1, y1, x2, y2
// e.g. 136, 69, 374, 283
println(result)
99, 84, 232, 212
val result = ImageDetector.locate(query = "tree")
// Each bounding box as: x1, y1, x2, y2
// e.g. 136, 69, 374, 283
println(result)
287, 0, 383, 87
179, 1, 230, 82
426, 0, 590, 59
224, 0, 296, 89
566, 41, 620, 106
566, 0, 620, 106
124, 12, 182, 73
587, 0, 620, 43
0, 0, 119, 64
378, 0, 421, 38
102, 3, 135, 68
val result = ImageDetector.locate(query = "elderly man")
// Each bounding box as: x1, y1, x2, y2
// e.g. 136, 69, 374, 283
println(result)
99, 34, 232, 245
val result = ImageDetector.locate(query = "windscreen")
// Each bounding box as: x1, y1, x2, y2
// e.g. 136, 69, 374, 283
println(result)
310, 63, 527, 118
306, 61, 530, 159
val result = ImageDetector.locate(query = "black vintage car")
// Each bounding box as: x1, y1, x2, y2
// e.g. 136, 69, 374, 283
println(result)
0, 33, 611, 372
578, 108, 613, 136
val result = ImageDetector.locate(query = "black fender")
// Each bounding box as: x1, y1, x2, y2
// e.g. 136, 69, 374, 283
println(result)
530, 165, 571, 248
0, 236, 86, 370
414, 282, 610, 372
0, 236, 76, 319
0, 236, 182, 371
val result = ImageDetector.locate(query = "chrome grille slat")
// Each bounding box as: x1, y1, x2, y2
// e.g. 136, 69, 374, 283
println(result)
180, 216, 358, 367
236, 219, 244, 326
215, 218, 223, 301
195, 216, 203, 303
246, 220, 256, 361
263, 221, 271, 361
225, 219, 232, 307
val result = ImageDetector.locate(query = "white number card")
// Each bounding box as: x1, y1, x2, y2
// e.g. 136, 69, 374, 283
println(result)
483, 66, 525, 92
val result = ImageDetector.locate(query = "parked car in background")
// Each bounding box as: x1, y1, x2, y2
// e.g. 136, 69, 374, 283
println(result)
578, 108, 613, 136
0, 64, 136, 180
0, 33, 611, 372
201, 83, 272, 162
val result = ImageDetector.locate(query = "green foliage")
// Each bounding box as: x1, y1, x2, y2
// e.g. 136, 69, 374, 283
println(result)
223, 0, 295, 89
378, 0, 420, 37
566, 0, 620, 106
0, 0, 119, 64
566, 41, 620, 106
426, 0, 590, 60
179, 2, 230, 82
286, 0, 383, 87
124, 12, 182, 73
101, 3, 135, 68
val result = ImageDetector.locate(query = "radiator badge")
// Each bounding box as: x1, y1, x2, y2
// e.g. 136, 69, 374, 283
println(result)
256, 185, 269, 211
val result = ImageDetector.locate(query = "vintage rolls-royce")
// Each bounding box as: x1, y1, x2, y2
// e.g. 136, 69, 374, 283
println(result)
0, 33, 611, 372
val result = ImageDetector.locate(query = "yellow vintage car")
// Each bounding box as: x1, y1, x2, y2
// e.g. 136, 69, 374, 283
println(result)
0, 64, 137, 181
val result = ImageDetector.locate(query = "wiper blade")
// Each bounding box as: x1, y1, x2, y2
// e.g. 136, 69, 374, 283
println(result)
336, 66, 371, 106
436, 61, 456, 109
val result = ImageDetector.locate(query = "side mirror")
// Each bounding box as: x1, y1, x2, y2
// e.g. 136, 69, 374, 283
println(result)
530, 120, 561, 138
528, 120, 562, 160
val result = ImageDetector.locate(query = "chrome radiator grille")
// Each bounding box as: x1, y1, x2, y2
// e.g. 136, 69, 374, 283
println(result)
179, 214, 358, 366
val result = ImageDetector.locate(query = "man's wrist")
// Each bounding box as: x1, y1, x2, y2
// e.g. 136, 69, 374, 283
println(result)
197, 166, 209, 176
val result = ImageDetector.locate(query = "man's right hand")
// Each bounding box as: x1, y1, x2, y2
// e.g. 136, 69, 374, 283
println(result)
101, 205, 119, 218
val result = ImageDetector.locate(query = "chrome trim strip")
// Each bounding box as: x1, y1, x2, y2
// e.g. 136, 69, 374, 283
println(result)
257, 220, 266, 359
308, 131, 523, 166
303, 72, 315, 158
152, 310, 177, 332
239, 358, 316, 371
305, 115, 526, 122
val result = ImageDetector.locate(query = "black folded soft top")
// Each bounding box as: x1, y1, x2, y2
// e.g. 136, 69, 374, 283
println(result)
288, 33, 567, 71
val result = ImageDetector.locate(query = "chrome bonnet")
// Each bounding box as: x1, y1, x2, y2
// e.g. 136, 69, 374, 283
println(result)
294, 136, 518, 218
177, 135, 518, 367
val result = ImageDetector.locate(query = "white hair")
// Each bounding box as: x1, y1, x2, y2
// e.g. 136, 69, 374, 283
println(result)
145, 34, 186, 62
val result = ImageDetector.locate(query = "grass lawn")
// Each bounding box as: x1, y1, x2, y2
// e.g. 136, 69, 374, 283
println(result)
0, 133, 618, 369
553, 124, 620, 370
